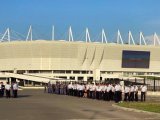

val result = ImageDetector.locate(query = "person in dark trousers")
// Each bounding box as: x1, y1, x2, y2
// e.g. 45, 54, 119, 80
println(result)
129, 85, 134, 101
44, 84, 47, 93
5, 82, 11, 98
124, 85, 130, 101
13, 82, 18, 98
114, 83, 122, 103
141, 85, 147, 101
0, 82, 2, 97
0, 82, 5, 97
134, 85, 139, 101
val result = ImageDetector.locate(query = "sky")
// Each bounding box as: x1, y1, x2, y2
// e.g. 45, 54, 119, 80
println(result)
0, 0, 160, 42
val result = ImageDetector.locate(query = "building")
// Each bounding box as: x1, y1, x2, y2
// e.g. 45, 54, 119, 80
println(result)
0, 40, 159, 85
0, 26, 160, 86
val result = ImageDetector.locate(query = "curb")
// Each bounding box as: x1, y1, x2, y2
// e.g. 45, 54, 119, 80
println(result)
112, 103, 160, 116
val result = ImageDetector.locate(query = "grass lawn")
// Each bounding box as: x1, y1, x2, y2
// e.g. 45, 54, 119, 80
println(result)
117, 102, 160, 113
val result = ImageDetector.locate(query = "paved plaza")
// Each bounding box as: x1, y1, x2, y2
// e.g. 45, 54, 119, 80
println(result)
0, 89, 159, 120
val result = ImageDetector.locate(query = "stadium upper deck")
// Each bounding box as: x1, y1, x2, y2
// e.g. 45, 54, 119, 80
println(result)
0, 26, 160, 81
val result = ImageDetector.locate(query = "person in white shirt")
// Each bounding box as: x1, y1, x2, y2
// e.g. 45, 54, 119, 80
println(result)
76, 83, 80, 97
129, 85, 134, 101
67, 83, 73, 96
103, 84, 108, 101
86, 83, 90, 98
124, 85, 130, 101
114, 83, 122, 103
134, 85, 138, 101
99, 84, 104, 100
13, 82, 18, 98
5, 82, 11, 98
101, 84, 106, 100
78, 83, 85, 97
141, 85, 147, 101
91, 83, 96, 99
83, 84, 87, 98
72, 83, 76, 96
111, 84, 115, 100
107, 84, 112, 101
96, 84, 101, 100
89, 84, 93, 99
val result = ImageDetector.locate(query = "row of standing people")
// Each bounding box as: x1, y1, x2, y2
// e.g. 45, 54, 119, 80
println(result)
124, 85, 147, 102
46, 82, 147, 102
0, 82, 19, 98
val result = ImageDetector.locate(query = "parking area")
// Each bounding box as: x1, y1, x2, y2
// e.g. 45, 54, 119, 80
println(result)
0, 89, 159, 120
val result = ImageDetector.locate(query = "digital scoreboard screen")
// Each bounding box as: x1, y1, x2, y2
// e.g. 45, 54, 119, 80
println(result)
122, 50, 150, 68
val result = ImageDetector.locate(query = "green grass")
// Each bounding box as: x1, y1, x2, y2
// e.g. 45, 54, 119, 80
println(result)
117, 102, 160, 113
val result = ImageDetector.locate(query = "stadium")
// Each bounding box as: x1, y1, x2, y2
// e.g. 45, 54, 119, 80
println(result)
0, 26, 160, 87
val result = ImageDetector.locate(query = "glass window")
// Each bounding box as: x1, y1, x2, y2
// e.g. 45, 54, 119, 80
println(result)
73, 71, 80, 74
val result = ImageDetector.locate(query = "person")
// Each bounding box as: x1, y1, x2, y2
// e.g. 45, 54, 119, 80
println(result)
107, 84, 112, 101
52, 84, 55, 93
79, 83, 84, 97
96, 84, 101, 100
129, 85, 134, 101
73, 83, 77, 96
134, 85, 139, 101
114, 83, 122, 103
91, 83, 96, 99
60, 82, 64, 95
83, 84, 87, 98
124, 85, 130, 101
99, 84, 104, 100
5, 82, 11, 98
102, 84, 106, 101
44, 84, 47, 93
141, 85, 147, 102
0, 82, 2, 97
67, 82, 73, 96
47, 81, 52, 93
63, 83, 67, 95
13, 82, 18, 98
111, 84, 115, 101
89, 84, 93, 99
86, 83, 90, 98
0, 82, 5, 97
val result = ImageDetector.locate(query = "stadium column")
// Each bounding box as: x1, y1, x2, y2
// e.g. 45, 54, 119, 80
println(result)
31, 81, 34, 86
84, 76, 87, 81
40, 82, 43, 86
75, 76, 78, 81
67, 76, 70, 80
23, 80, 26, 86
8, 78, 12, 84
135, 78, 137, 84
144, 78, 146, 85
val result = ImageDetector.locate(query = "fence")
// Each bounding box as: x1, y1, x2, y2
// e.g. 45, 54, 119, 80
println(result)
126, 78, 160, 91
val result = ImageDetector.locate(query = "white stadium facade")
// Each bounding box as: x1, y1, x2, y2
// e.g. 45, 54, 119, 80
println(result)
0, 26, 160, 86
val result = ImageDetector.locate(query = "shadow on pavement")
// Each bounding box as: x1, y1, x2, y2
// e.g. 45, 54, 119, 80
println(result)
17, 95, 32, 98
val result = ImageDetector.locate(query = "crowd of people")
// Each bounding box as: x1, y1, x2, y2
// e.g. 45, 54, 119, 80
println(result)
45, 82, 147, 103
0, 82, 18, 98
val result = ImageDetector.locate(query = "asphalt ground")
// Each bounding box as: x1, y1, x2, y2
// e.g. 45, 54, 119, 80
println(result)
0, 89, 159, 120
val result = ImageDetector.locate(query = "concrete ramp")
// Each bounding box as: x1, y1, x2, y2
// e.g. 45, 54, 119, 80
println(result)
0, 72, 52, 83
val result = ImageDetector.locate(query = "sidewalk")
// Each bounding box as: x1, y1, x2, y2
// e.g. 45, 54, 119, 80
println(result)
19, 86, 44, 89
146, 91, 160, 96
